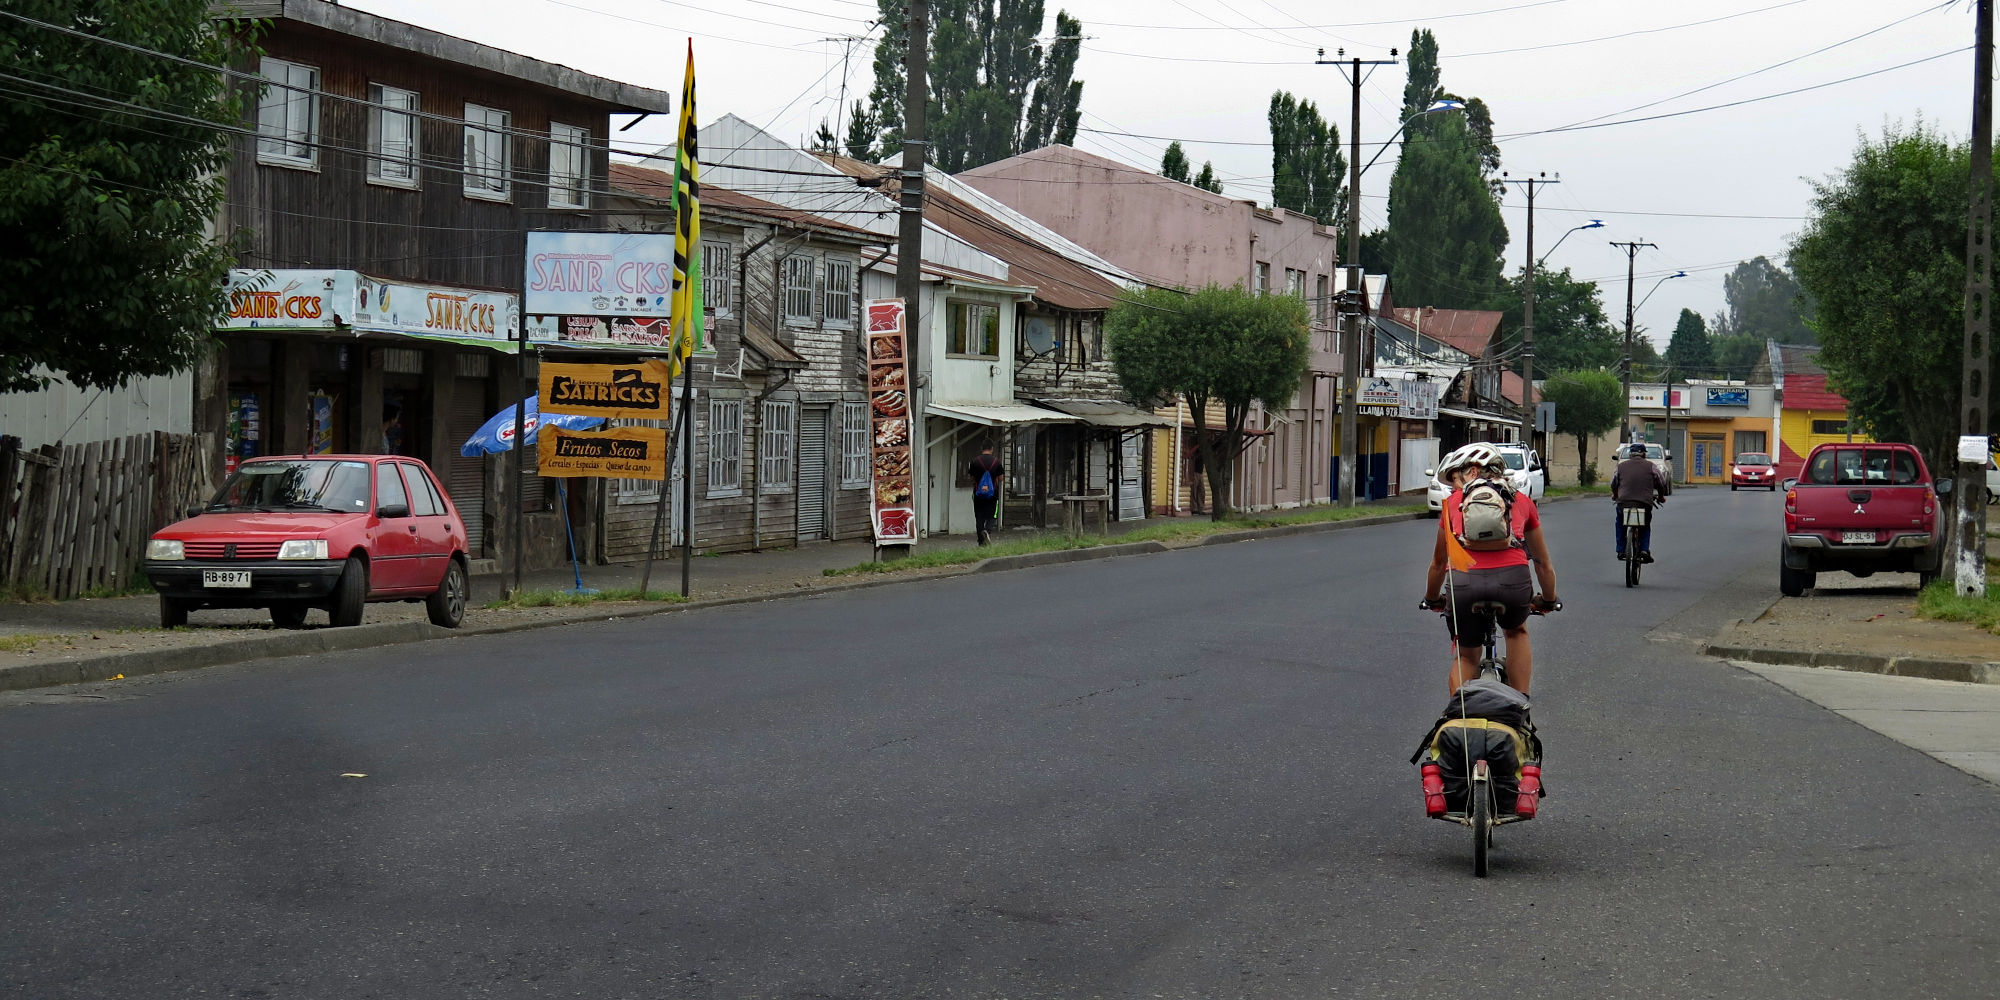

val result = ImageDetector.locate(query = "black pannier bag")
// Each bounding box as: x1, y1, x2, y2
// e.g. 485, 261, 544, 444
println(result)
1410, 679, 1542, 815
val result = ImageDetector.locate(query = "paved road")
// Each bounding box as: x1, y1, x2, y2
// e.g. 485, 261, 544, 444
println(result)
6, 487, 1997, 998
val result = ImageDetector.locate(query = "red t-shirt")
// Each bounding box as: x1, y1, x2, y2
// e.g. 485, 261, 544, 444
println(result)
1444, 489, 1540, 570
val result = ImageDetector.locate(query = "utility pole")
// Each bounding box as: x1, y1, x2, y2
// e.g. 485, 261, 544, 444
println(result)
896, 0, 929, 545
1956, 0, 1992, 595
1612, 240, 1656, 442
1501, 172, 1556, 448
1319, 48, 1397, 507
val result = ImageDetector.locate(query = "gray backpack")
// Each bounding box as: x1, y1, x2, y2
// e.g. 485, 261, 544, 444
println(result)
1455, 477, 1519, 551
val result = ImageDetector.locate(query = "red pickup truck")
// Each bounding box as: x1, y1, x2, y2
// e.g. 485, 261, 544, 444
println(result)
1780, 442, 1957, 596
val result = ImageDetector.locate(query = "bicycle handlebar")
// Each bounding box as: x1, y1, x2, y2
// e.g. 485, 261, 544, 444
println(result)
1419, 599, 1562, 614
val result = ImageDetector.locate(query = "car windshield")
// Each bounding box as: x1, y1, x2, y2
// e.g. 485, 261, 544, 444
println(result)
1499, 452, 1526, 470
1646, 445, 1664, 459
209, 460, 372, 512
1738, 453, 1771, 466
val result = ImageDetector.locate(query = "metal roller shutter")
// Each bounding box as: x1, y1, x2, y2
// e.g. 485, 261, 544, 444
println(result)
447, 378, 488, 555
798, 407, 827, 540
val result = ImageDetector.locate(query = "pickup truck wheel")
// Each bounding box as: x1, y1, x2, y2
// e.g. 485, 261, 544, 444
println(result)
1919, 569, 1939, 588
1779, 560, 1814, 598
329, 557, 367, 627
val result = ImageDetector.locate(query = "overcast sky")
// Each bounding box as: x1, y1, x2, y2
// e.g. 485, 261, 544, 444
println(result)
348, 0, 1980, 349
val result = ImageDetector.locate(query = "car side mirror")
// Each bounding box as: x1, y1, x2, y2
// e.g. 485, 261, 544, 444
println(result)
186, 505, 205, 519
1780, 477, 1798, 491
1935, 477, 1956, 497
377, 502, 410, 519
1424, 468, 1435, 478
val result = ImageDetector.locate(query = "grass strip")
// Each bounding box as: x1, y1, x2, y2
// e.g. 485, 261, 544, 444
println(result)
824, 503, 1424, 577
1917, 579, 2000, 634
484, 587, 690, 610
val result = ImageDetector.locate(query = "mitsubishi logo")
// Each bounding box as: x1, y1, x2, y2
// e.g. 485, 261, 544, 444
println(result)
1853, 505, 1866, 515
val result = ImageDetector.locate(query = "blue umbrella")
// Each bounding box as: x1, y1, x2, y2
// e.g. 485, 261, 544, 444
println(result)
460, 396, 606, 457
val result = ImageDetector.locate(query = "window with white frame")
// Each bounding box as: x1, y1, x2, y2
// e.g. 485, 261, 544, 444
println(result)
783, 255, 815, 324
548, 121, 589, 208
702, 242, 732, 315
463, 103, 511, 201
616, 419, 668, 503
823, 258, 854, 326
366, 83, 419, 186
256, 58, 319, 167
950, 302, 1000, 357
1315, 273, 1329, 323
1255, 261, 1271, 296
760, 400, 795, 491
706, 399, 743, 497
1285, 268, 1306, 299
840, 401, 869, 488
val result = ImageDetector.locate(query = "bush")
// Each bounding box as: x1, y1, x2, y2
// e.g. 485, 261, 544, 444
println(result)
1577, 460, 1599, 487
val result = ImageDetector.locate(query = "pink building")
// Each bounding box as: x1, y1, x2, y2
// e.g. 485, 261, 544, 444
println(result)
962, 146, 1344, 510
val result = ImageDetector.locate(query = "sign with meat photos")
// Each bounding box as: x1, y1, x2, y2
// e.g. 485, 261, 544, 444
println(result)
536, 425, 669, 479
866, 298, 916, 544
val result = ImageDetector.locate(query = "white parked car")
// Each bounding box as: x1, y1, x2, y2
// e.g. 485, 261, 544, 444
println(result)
1425, 442, 1545, 516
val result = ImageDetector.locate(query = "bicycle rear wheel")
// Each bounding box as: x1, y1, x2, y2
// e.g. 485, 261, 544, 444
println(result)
1624, 526, 1641, 587
1471, 776, 1493, 877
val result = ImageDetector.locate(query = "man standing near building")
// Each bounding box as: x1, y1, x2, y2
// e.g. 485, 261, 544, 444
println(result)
968, 441, 1004, 546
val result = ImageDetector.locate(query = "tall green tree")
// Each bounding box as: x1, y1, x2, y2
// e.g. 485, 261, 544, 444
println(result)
1541, 369, 1624, 484
1160, 140, 1191, 183
1664, 308, 1714, 373
861, 1, 1084, 170
1791, 121, 2000, 477
1267, 90, 1344, 227
1192, 161, 1223, 194
1382, 29, 1508, 309
1715, 256, 1816, 345
1490, 265, 1619, 375
0, 0, 254, 393
1107, 285, 1310, 519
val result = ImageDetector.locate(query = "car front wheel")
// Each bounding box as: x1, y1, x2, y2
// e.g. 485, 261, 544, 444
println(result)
329, 557, 367, 627
426, 558, 467, 628
160, 596, 190, 629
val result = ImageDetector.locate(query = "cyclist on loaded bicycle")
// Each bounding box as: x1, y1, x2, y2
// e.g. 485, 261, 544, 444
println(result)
1611, 442, 1671, 562
1422, 444, 1560, 696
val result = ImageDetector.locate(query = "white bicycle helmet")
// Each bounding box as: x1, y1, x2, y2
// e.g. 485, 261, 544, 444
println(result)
1438, 443, 1503, 480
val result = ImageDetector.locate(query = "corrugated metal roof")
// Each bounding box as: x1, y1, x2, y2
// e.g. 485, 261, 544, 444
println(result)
1775, 343, 1827, 377
608, 163, 879, 238
1388, 307, 1503, 357
1783, 373, 1848, 411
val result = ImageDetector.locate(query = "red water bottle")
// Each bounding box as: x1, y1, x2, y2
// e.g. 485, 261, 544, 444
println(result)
1421, 762, 1446, 816
1515, 764, 1542, 819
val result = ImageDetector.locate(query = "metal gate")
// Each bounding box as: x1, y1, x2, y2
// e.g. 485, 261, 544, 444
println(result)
798, 407, 828, 540
446, 377, 488, 555
1118, 433, 1146, 520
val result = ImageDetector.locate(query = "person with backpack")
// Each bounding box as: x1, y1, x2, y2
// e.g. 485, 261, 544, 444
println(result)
967, 441, 1004, 546
1421, 443, 1560, 695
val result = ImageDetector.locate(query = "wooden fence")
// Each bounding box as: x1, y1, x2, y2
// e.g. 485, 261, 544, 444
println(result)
0, 432, 216, 600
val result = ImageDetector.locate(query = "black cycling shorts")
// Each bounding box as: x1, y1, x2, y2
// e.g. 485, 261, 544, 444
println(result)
1444, 564, 1533, 648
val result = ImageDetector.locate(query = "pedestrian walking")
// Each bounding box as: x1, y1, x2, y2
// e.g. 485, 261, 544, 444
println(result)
968, 442, 1004, 545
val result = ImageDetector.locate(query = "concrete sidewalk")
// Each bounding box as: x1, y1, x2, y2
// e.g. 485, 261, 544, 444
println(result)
1730, 659, 2000, 786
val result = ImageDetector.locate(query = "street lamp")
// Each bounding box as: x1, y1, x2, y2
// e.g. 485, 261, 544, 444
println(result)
1638, 270, 1688, 310
1537, 219, 1604, 267
1359, 98, 1467, 177
1620, 268, 1686, 443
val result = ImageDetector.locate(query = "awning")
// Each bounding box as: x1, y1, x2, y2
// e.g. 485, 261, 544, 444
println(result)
1438, 406, 1504, 421
1035, 398, 1175, 428
925, 401, 1078, 426
740, 319, 807, 370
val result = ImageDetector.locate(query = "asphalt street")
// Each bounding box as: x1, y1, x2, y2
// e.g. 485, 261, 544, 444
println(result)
6, 487, 1997, 999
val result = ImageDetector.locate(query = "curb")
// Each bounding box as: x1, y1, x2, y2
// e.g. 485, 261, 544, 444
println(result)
1702, 642, 2000, 685
0, 503, 1437, 694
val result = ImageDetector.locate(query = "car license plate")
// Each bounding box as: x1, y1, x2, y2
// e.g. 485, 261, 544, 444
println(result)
1841, 531, 1876, 544
202, 570, 251, 588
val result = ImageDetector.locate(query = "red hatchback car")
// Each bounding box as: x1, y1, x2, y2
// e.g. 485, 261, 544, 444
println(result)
142, 455, 470, 629
1731, 451, 1778, 491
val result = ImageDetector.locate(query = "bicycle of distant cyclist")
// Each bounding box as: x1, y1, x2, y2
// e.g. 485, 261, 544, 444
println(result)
1420, 598, 1557, 877
1618, 501, 1655, 588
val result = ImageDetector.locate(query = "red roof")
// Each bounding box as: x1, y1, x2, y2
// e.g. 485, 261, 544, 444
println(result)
1388, 306, 1503, 357
1783, 373, 1848, 411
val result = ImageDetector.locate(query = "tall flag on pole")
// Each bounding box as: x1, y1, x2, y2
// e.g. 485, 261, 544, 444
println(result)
668, 41, 703, 376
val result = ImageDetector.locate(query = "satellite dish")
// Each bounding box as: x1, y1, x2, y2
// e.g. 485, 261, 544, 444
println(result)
1023, 316, 1057, 354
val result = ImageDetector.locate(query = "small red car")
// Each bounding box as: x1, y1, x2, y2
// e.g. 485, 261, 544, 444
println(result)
1731, 452, 1778, 491
142, 455, 470, 629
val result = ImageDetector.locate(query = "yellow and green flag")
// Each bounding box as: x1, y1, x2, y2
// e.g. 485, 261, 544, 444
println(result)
668, 41, 703, 375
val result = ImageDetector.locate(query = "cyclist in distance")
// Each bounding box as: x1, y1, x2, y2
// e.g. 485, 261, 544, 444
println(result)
1611, 442, 1671, 562
1422, 444, 1560, 696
